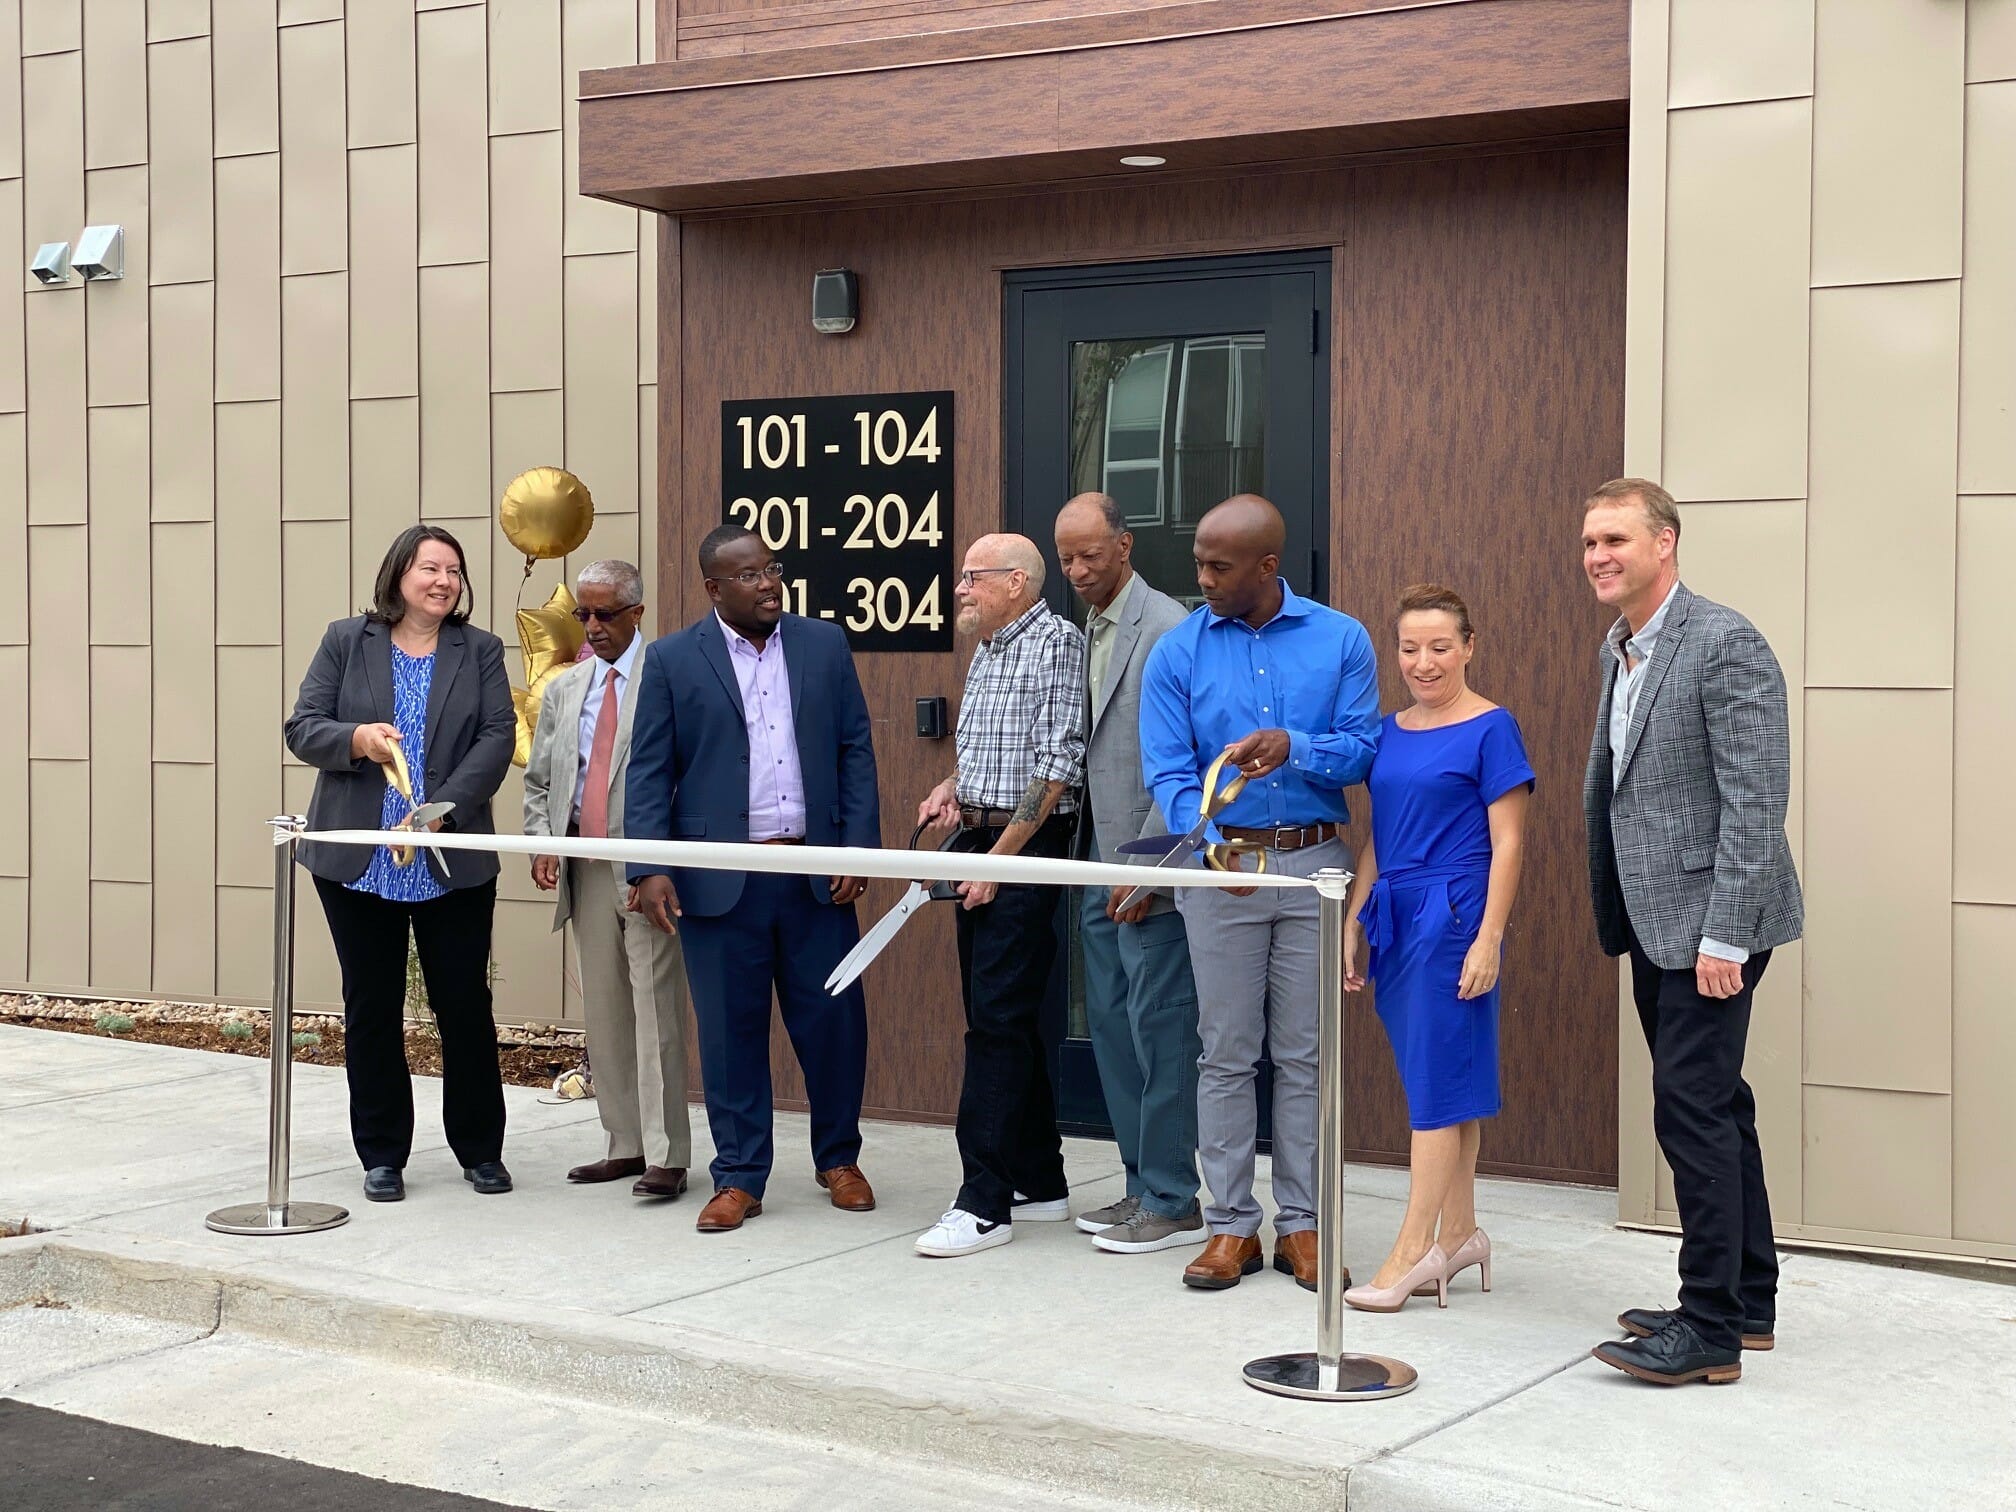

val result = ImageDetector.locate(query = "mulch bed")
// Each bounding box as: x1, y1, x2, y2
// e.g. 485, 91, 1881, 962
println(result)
0, 995, 585, 1092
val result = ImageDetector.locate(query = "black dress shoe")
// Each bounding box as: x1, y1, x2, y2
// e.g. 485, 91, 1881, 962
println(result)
1619, 1305, 1775, 1351
363, 1167, 405, 1202
1592, 1316, 1742, 1385
462, 1161, 513, 1195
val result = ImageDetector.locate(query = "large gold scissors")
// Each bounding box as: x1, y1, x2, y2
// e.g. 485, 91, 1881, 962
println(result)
1112, 749, 1269, 911
378, 742, 454, 872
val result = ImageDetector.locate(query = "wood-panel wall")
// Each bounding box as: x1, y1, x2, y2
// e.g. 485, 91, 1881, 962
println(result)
663, 0, 1269, 60
663, 140, 1627, 1180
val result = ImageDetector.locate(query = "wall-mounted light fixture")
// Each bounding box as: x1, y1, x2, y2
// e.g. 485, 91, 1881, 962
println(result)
1119, 155, 1167, 168
29, 242, 72, 286
74, 225, 124, 281
812, 268, 858, 335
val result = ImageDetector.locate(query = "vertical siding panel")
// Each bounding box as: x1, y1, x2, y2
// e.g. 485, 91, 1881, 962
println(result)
212, 0, 280, 158
419, 262, 491, 517
89, 645, 153, 882
562, 251, 638, 514
151, 521, 217, 762
215, 153, 282, 401
215, 401, 284, 645
149, 281, 216, 520
416, 4, 487, 266
83, 166, 150, 405
83, 0, 149, 169
27, 524, 88, 756
346, 0, 417, 148
278, 20, 347, 275
86, 404, 151, 645
146, 38, 214, 284
25, 293, 86, 524
152, 761, 217, 998
348, 145, 420, 398
280, 271, 349, 519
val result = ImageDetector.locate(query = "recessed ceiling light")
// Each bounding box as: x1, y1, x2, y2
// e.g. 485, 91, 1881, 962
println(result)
1119, 155, 1167, 168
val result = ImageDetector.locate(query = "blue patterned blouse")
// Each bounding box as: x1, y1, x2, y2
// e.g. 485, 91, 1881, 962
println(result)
347, 645, 446, 904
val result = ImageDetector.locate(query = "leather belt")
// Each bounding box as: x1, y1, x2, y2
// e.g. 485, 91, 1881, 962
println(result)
958, 805, 1018, 830
757, 836, 805, 845
1215, 821, 1339, 852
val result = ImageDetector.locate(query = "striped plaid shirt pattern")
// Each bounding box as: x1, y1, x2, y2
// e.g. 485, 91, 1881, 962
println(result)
955, 599, 1086, 812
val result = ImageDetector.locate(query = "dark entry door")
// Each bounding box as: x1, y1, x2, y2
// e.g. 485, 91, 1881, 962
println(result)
1004, 250, 1332, 1132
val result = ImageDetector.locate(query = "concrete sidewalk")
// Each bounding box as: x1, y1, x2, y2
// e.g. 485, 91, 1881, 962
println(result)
2, 1024, 2011, 1510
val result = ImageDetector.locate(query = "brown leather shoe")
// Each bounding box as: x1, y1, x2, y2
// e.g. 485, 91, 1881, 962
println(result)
632, 1166, 689, 1198
815, 1164, 876, 1211
696, 1186, 763, 1232
1273, 1230, 1347, 1292
567, 1157, 646, 1184
1182, 1234, 1264, 1290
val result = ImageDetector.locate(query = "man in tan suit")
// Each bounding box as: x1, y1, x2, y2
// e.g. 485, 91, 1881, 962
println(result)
525, 560, 692, 1198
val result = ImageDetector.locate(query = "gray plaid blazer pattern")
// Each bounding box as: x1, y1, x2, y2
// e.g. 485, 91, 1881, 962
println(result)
1584, 583, 1804, 971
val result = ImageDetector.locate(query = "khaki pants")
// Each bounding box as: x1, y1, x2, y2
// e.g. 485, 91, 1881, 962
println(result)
568, 858, 692, 1168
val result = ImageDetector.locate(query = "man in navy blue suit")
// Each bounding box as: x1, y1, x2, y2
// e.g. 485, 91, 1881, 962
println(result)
625, 524, 882, 1233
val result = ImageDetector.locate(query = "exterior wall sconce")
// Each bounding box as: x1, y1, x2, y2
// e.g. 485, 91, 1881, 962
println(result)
29, 242, 72, 285
74, 225, 124, 281
812, 268, 858, 335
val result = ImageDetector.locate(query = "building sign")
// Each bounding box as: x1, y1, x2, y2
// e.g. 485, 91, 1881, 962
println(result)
720, 391, 954, 652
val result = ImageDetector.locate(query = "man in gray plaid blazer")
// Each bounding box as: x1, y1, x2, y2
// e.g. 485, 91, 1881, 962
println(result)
1580, 478, 1802, 1389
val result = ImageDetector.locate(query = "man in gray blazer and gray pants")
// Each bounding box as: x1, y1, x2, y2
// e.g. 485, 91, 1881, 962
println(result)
525, 560, 692, 1199
1581, 479, 1803, 1388
1054, 495, 1205, 1255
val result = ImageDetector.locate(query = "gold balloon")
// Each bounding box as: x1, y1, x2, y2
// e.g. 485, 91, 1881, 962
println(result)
500, 466, 594, 566
511, 583, 587, 767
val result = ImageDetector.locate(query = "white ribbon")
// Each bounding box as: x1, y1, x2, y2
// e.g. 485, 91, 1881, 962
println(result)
303, 827, 1334, 892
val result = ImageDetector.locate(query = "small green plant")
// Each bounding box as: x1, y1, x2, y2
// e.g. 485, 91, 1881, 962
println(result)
93, 1012, 136, 1035
402, 924, 501, 1030
220, 1019, 256, 1041
291, 1031, 321, 1049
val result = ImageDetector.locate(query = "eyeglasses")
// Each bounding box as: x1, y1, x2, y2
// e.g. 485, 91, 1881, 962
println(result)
707, 562, 787, 588
957, 567, 1019, 588
571, 603, 641, 624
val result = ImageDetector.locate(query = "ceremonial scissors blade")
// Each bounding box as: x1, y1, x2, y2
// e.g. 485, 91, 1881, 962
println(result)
1111, 751, 1252, 913
823, 822, 959, 996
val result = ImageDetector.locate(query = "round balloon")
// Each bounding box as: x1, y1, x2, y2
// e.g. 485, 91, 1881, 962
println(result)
500, 466, 594, 563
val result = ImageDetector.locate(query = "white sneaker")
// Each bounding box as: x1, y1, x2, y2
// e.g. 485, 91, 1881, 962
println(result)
916, 1207, 1013, 1258
1010, 1190, 1070, 1223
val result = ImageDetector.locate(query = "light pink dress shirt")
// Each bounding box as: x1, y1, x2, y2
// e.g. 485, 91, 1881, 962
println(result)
717, 613, 807, 841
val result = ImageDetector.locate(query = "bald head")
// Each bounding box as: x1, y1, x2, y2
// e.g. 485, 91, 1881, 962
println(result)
1192, 493, 1286, 625
957, 532, 1045, 640
1054, 493, 1133, 611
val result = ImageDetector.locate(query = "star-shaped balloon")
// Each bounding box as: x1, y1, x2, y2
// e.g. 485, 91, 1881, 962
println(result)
511, 583, 586, 767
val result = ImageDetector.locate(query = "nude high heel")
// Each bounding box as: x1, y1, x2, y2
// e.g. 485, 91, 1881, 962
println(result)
1345, 1243, 1449, 1313
1420, 1228, 1491, 1295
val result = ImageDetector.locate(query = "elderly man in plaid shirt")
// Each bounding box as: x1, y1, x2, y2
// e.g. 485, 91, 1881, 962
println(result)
913, 533, 1087, 1258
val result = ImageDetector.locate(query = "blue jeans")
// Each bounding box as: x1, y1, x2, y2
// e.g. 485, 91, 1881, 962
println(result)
1079, 847, 1201, 1220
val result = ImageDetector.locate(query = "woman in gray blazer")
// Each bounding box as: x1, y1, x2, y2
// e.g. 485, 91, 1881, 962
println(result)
284, 524, 516, 1204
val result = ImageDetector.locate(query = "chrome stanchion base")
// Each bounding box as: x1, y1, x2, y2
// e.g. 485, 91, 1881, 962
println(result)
204, 1201, 350, 1236
1243, 1351, 1419, 1402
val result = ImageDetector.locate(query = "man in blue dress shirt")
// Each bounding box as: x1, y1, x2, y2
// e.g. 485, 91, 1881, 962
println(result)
1139, 495, 1381, 1293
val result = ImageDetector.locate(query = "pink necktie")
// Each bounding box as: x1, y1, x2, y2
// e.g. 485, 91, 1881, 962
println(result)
578, 666, 619, 839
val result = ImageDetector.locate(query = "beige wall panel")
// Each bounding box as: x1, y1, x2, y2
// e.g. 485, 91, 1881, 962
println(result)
0, 3, 20, 184
451, 517, 493, 635
211, 0, 279, 158
0, 878, 24, 983
349, 397, 420, 599
281, 518, 349, 704
1811, 0, 1963, 285
90, 646, 152, 881
1661, 99, 1812, 503
348, 145, 420, 399
215, 645, 283, 888
280, 271, 349, 520
214, 152, 282, 403
278, 0, 341, 22
22, 51, 82, 290
1806, 281, 1959, 688
83, 166, 150, 405
149, 281, 215, 521
0, 416, 23, 645
1953, 497, 2016, 902
346, 0, 417, 148
0, 647, 25, 874
25, 294, 86, 525
27, 525, 88, 757
215, 885, 273, 1001
147, 0, 209, 42
1953, 903, 2016, 1242
215, 401, 283, 646
28, 758, 89, 987
22, 0, 80, 56
0, 180, 22, 412
152, 760, 216, 998
83, 0, 148, 168
489, 132, 564, 393
1668, 0, 1812, 109
562, 0, 639, 255
1973, 0, 2016, 83
1803, 688, 1952, 1093
489, 388, 565, 642
1959, 82, 2016, 494
566, 512, 639, 587
280, 763, 343, 1009
637, 218, 657, 384
491, 896, 566, 1023
418, 262, 489, 518
145, 39, 213, 285
562, 251, 638, 514
86, 404, 151, 645
278, 21, 346, 276
152, 521, 216, 762
90, 880, 152, 996
489, 0, 562, 136
416, 4, 487, 266
1803, 1085, 1951, 1239
492, 763, 541, 905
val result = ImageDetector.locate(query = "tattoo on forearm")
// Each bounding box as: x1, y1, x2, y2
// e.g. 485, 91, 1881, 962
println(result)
1011, 778, 1049, 825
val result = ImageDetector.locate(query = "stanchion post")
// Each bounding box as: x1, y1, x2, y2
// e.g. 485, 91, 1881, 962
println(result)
205, 818, 350, 1237
1243, 866, 1416, 1401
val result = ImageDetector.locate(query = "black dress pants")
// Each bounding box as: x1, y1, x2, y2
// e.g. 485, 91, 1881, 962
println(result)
314, 876, 507, 1173
951, 816, 1072, 1225
1627, 924, 1778, 1353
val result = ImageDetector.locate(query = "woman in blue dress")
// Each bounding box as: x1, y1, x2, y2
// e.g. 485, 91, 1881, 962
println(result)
1341, 585, 1534, 1311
